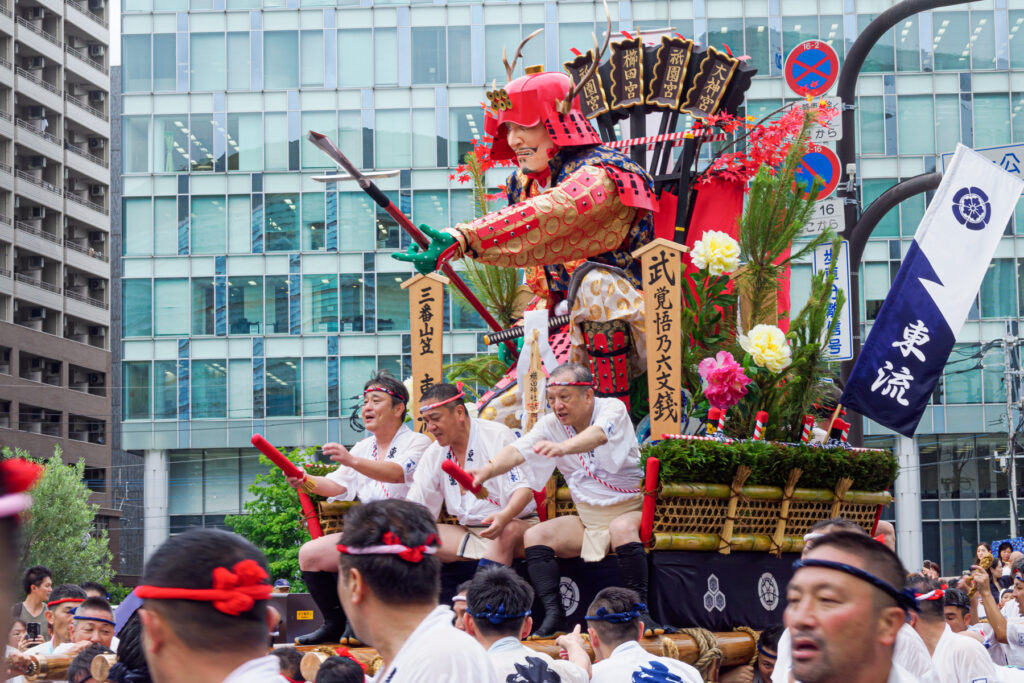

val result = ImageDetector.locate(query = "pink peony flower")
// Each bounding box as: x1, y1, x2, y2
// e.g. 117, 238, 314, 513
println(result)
697, 351, 752, 410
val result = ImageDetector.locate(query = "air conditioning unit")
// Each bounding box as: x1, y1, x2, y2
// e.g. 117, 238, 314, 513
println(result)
87, 372, 101, 384
30, 206, 45, 219
27, 307, 45, 320
66, 273, 84, 288
25, 255, 43, 269
87, 278, 101, 290
87, 325, 104, 336
28, 156, 45, 169
88, 184, 104, 197
87, 137, 104, 150
88, 91, 104, 103
27, 7, 44, 19
88, 230, 103, 242
27, 56, 44, 70
88, 45, 104, 58
67, 178, 84, 192
26, 106, 44, 119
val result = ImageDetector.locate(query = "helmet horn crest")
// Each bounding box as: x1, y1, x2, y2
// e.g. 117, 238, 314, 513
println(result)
556, 0, 612, 115
503, 28, 544, 82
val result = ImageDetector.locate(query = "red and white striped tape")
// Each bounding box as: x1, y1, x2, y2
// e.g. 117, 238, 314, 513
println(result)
661, 433, 735, 445
604, 130, 726, 150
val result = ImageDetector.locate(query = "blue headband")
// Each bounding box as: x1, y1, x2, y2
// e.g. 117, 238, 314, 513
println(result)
756, 640, 777, 659
584, 603, 647, 624
73, 614, 116, 626
792, 559, 919, 612
467, 602, 531, 625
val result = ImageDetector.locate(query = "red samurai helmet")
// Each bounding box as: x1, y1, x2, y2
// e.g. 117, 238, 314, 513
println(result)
483, 14, 610, 163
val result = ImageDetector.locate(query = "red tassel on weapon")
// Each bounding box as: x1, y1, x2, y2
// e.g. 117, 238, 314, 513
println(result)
640, 457, 660, 546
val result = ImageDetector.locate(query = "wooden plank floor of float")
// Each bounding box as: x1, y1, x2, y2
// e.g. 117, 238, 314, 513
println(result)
293, 630, 755, 675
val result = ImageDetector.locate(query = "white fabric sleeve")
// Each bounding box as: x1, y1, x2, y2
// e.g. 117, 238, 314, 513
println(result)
510, 417, 558, 490
771, 629, 792, 683
592, 399, 641, 470
895, 623, 938, 683
398, 432, 432, 483
1007, 620, 1024, 649
324, 466, 356, 502
550, 661, 589, 683
405, 447, 444, 519
956, 638, 999, 681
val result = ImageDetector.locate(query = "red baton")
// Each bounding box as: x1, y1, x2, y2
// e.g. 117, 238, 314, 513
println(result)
251, 434, 323, 539
442, 460, 490, 501
640, 457, 660, 546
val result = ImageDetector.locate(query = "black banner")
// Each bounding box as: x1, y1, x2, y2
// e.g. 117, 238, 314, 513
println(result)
564, 51, 611, 119
646, 35, 693, 110
682, 46, 739, 119
608, 36, 644, 110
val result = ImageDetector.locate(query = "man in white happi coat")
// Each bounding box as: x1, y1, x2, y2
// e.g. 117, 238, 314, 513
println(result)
944, 587, 1011, 667
464, 565, 590, 683
335, 499, 497, 682
785, 531, 922, 683
474, 361, 660, 638
406, 382, 537, 567
285, 371, 431, 645
555, 587, 700, 683
971, 557, 1024, 668
907, 576, 997, 683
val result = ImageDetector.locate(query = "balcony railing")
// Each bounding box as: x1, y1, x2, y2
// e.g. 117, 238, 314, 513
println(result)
0, 268, 10, 278
65, 190, 108, 215
15, 221, 60, 244
65, 0, 107, 28
14, 272, 60, 294
65, 143, 107, 168
15, 118, 61, 147
0, 56, 11, 70
0, 110, 13, 122
64, 44, 108, 75
15, 169, 63, 196
0, 214, 11, 225
64, 287, 108, 310
15, 17, 62, 48
16, 67, 61, 96
0, 2, 12, 17
65, 239, 108, 262
65, 94, 107, 122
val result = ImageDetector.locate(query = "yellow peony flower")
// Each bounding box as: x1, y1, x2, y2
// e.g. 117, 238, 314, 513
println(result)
739, 324, 792, 373
689, 230, 740, 276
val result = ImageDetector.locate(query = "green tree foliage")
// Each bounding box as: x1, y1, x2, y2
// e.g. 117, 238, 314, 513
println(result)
226, 447, 330, 592
6, 446, 114, 587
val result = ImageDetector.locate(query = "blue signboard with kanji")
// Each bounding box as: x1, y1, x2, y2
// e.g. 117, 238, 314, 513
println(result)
784, 40, 839, 96
793, 145, 840, 201
812, 240, 853, 361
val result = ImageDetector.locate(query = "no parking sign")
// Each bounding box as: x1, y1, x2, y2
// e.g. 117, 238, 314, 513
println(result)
785, 41, 839, 96
793, 144, 841, 201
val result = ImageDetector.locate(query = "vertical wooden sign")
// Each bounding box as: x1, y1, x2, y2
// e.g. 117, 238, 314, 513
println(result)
401, 273, 448, 436
632, 239, 687, 441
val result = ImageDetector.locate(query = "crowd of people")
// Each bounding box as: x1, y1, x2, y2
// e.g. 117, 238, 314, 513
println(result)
6, 368, 1024, 682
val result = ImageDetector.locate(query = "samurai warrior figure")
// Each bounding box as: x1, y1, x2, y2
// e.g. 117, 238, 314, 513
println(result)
394, 27, 656, 414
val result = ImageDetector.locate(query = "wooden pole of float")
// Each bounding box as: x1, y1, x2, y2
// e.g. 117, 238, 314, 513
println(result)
401, 273, 449, 438
90, 653, 118, 681
7, 653, 74, 681
522, 328, 550, 521
632, 239, 687, 441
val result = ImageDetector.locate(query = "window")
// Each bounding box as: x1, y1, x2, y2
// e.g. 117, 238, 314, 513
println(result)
229, 277, 263, 334
154, 279, 189, 336
124, 198, 153, 256
1011, 12, 1024, 69
898, 95, 934, 155
744, 18, 770, 76
975, 94, 1010, 148
933, 12, 970, 71
338, 30, 371, 88
123, 35, 151, 92
971, 12, 996, 70
302, 192, 325, 251
339, 274, 363, 332
154, 360, 177, 419
338, 192, 375, 251
204, 447, 238, 513
123, 116, 149, 173
192, 360, 227, 418
862, 180, 899, 238
302, 112, 336, 170
858, 15, 895, 72
375, 110, 411, 169
303, 358, 327, 417
707, 19, 743, 61
858, 97, 885, 155
266, 276, 289, 334
302, 275, 338, 333
980, 259, 1015, 318
227, 113, 262, 171
124, 362, 151, 420
191, 196, 226, 254
412, 26, 446, 85
192, 278, 216, 336
228, 359, 253, 418
123, 279, 152, 337
155, 197, 178, 255
944, 346, 982, 403
266, 358, 301, 417
374, 28, 398, 86
265, 194, 299, 252
896, 16, 920, 71
228, 195, 251, 253
376, 275, 410, 332
152, 116, 189, 173
153, 34, 176, 91
449, 106, 484, 168
301, 30, 324, 87
412, 109, 436, 168
227, 32, 250, 90
448, 27, 471, 83
936, 95, 960, 154
190, 33, 225, 91
264, 31, 299, 89
413, 191, 448, 230
189, 115, 216, 172
264, 112, 289, 171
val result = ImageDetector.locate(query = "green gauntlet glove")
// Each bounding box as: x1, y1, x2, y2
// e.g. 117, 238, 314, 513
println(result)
392, 224, 457, 276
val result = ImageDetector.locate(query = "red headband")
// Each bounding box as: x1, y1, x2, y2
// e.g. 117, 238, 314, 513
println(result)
547, 380, 593, 388
363, 386, 406, 403
915, 589, 945, 601
337, 531, 440, 563
47, 598, 84, 609
335, 647, 368, 673
135, 559, 272, 616
419, 392, 465, 414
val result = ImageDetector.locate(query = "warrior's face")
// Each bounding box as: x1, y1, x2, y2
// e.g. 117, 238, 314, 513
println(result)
505, 122, 556, 174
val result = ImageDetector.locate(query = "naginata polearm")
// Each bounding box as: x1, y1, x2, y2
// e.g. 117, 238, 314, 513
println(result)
482, 314, 571, 346
306, 130, 517, 357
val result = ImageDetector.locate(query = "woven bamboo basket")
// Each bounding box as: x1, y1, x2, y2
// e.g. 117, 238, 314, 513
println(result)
552, 482, 890, 553
317, 500, 459, 536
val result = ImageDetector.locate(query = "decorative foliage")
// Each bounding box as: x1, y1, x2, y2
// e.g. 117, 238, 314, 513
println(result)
9, 446, 114, 587
644, 439, 898, 492
697, 351, 751, 411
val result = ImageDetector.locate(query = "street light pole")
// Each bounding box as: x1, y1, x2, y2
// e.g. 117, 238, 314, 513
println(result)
835, 0, 980, 444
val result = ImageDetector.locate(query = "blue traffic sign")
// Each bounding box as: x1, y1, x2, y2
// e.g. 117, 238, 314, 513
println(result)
785, 41, 839, 96
793, 145, 841, 201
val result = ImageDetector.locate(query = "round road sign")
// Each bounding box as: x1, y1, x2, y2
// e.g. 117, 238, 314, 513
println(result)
784, 40, 840, 97
793, 145, 841, 201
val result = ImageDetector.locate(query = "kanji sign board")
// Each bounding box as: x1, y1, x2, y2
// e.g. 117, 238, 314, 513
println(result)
941, 142, 1024, 192
785, 41, 839, 97
811, 240, 853, 361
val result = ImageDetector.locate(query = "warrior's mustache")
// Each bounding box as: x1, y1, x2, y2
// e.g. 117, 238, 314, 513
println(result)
516, 147, 539, 157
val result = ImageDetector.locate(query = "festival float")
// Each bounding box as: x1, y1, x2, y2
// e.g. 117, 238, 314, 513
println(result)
250, 17, 899, 679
